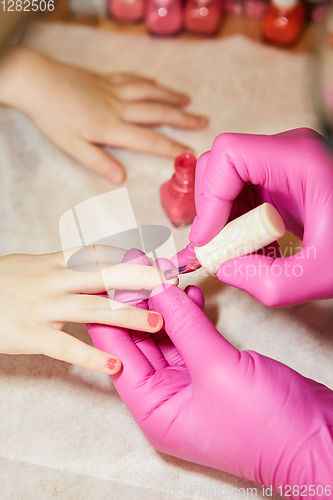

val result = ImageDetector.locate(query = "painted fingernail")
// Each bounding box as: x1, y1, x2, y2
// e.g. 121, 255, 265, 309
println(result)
106, 357, 118, 372
147, 313, 161, 328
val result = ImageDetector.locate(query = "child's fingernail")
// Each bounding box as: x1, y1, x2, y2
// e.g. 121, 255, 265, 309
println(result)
108, 169, 124, 184
196, 116, 208, 126
106, 357, 119, 372
147, 313, 161, 328
182, 146, 194, 154
180, 94, 190, 105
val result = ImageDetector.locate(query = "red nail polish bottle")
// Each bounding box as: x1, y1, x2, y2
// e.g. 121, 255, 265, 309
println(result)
145, 0, 183, 35
184, 0, 222, 35
160, 153, 197, 228
109, 0, 145, 22
262, 0, 306, 45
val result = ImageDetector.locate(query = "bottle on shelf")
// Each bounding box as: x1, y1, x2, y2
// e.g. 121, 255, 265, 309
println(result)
262, 0, 306, 45
223, 0, 243, 16
184, 0, 223, 35
145, 0, 183, 35
109, 0, 145, 22
243, 0, 268, 18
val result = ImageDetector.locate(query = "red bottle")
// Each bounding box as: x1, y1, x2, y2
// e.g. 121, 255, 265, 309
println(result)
145, 0, 183, 35
184, 0, 222, 35
109, 0, 145, 22
262, 0, 306, 45
160, 153, 197, 227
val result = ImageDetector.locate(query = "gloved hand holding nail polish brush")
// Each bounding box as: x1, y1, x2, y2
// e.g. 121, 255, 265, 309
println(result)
174, 128, 333, 307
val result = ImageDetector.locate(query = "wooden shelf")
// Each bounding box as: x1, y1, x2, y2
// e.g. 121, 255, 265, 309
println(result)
44, 0, 317, 53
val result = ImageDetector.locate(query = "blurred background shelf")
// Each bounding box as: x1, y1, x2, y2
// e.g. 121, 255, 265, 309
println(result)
44, 0, 317, 53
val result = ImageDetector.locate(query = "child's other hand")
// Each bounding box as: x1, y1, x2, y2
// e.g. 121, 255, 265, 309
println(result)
0, 47, 207, 183
0, 247, 176, 374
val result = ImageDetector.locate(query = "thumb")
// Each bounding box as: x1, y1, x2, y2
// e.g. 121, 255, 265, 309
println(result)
149, 284, 239, 381
170, 243, 196, 268
217, 251, 316, 307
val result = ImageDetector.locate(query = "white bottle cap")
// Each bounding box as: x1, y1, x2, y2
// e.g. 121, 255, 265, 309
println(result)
272, 0, 299, 9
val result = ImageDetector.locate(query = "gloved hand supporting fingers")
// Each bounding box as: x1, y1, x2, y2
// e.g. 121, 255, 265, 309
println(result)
88, 321, 157, 413
113, 250, 168, 370
87, 248, 159, 381
150, 284, 205, 367
149, 284, 239, 384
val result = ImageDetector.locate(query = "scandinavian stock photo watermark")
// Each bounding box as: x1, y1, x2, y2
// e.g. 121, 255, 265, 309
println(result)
58, 188, 179, 310
202, 244, 316, 280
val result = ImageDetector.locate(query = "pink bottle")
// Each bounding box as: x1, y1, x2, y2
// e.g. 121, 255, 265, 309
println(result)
243, 0, 268, 17
145, 0, 183, 35
184, 0, 222, 35
223, 0, 243, 15
109, 0, 145, 22
160, 153, 197, 227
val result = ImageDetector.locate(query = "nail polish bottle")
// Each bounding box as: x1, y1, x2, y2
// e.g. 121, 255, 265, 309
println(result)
109, 0, 145, 22
184, 0, 222, 35
243, 0, 268, 17
262, 0, 306, 45
145, 0, 183, 35
223, 0, 243, 15
160, 153, 197, 228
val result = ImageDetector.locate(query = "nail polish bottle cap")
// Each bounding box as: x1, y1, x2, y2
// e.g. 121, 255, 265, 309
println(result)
272, 0, 299, 8
175, 153, 197, 175
174, 153, 197, 190
174, 153, 197, 173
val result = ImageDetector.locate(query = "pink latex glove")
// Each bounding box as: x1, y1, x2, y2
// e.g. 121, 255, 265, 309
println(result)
87, 251, 333, 498
179, 128, 333, 307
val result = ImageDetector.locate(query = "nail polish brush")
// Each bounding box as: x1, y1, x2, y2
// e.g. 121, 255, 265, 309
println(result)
165, 203, 285, 279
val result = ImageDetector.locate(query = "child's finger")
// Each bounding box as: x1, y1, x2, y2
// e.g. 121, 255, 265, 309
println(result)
66, 262, 177, 294
106, 122, 194, 158
106, 73, 156, 85
37, 327, 121, 375
113, 250, 168, 370
121, 102, 207, 130
63, 136, 125, 184
50, 294, 163, 333
113, 80, 190, 107
58, 245, 127, 273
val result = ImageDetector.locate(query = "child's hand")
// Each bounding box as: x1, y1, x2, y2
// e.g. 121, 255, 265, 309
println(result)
0, 47, 207, 183
0, 247, 177, 374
